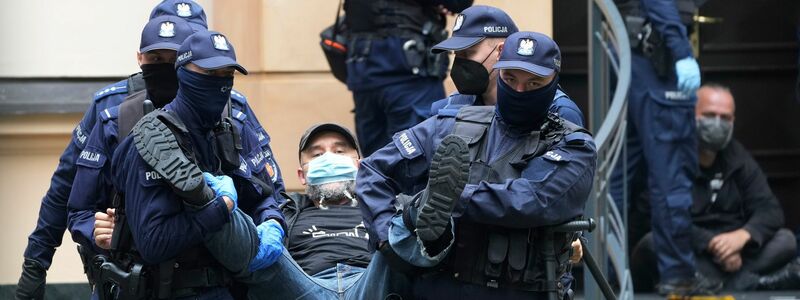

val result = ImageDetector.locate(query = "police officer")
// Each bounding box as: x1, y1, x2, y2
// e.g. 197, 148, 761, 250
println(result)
609, 0, 715, 295
14, 2, 217, 298
104, 30, 285, 299
345, 0, 473, 156
66, 16, 196, 259
428, 5, 585, 127
67, 12, 283, 259
356, 31, 597, 299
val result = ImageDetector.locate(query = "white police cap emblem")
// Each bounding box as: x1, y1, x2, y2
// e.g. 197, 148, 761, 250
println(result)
517, 38, 535, 56
176, 3, 192, 17
213, 35, 230, 51
453, 14, 464, 31
159, 22, 175, 38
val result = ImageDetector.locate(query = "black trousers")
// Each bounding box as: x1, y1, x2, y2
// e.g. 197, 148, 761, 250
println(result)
630, 228, 797, 291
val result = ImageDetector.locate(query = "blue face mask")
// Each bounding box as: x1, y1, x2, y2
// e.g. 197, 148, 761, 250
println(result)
495, 74, 559, 131
306, 152, 358, 186
174, 66, 234, 129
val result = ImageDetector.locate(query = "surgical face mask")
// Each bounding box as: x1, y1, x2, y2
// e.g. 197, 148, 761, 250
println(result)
141, 63, 179, 108
306, 152, 358, 186
696, 116, 733, 152
450, 46, 497, 95
495, 74, 559, 131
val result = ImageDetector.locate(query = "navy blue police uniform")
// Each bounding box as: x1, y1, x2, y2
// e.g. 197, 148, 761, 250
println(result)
609, 0, 701, 285
18, 0, 210, 278
67, 18, 285, 259
345, 0, 473, 156
357, 32, 597, 299
106, 31, 285, 299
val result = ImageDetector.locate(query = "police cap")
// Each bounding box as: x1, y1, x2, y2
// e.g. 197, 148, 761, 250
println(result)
140, 16, 195, 53
494, 31, 561, 77
431, 5, 519, 53
175, 30, 248, 75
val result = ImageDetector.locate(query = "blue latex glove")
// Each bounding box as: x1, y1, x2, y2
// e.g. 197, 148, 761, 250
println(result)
248, 219, 285, 272
675, 56, 701, 96
202, 172, 237, 209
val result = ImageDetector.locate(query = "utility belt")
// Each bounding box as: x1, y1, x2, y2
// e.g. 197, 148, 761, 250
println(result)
92, 248, 231, 300
624, 16, 674, 78
346, 0, 448, 78
441, 221, 574, 293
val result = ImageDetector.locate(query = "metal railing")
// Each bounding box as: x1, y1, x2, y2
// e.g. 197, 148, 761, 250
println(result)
584, 0, 632, 299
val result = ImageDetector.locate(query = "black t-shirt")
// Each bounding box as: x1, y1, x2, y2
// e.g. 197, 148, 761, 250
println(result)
288, 205, 372, 276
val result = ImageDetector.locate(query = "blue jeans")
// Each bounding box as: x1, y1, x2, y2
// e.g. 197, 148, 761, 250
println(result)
205, 209, 409, 299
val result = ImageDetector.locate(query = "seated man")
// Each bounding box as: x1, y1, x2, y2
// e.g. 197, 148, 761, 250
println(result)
631, 83, 800, 291
95, 123, 412, 299
357, 31, 596, 299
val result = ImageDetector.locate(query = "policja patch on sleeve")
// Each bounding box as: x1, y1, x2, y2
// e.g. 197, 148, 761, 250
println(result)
393, 130, 423, 160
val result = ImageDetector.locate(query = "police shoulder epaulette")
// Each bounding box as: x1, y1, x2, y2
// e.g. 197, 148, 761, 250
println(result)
231, 108, 248, 122
93, 80, 129, 102
99, 105, 120, 122
230, 89, 247, 104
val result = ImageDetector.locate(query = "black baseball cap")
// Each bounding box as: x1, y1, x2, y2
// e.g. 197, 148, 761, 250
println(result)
298, 123, 361, 161
494, 31, 562, 77
175, 30, 248, 75
140, 16, 194, 53
431, 5, 518, 53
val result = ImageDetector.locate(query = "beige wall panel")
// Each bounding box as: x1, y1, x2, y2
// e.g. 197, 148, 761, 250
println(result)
0, 114, 87, 284
0, 0, 208, 78
212, 0, 264, 72
259, 0, 342, 72
234, 73, 355, 191
475, 0, 552, 35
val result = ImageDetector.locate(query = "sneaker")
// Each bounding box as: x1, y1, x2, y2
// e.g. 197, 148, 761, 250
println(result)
758, 258, 800, 290
133, 112, 214, 205
414, 135, 470, 242
657, 273, 723, 296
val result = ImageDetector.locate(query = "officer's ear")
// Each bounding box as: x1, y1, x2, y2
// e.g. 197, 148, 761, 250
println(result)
136, 52, 144, 67
495, 42, 505, 62
297, 166, 308, 186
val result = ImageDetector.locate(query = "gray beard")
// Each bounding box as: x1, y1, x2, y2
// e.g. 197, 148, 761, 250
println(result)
306, 180, 357, 206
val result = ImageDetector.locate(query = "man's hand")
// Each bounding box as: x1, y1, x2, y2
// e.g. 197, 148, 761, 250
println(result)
708, 228, 750, 261
719, 252, 743, 273
248, 219, 285, 272
93, 208, 116, 250
570, 240, 583, 264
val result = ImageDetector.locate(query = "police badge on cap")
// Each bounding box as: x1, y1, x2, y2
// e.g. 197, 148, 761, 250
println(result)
453, 14, 464, 31
517, 38, 535, 56
159, 22, 176, 38
176, 3, 192, 17
213, 35, 230, 51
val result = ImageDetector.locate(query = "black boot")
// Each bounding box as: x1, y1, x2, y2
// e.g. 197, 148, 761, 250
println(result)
133, 113, 214, 206
413, 135, 469, 242
757, 258, 800, 290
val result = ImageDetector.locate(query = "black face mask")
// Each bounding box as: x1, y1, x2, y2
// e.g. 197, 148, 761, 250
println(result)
174, 66, 233, 130
140, 63, 179, 108
495, 74, 559, 131
450, 46, 497, 95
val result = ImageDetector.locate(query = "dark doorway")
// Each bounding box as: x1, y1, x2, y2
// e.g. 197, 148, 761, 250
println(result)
554, 0, 800, 233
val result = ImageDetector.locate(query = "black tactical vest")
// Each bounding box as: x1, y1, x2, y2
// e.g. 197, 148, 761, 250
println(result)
443, 106, 587, 293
